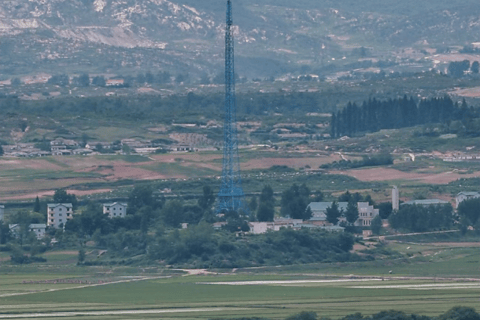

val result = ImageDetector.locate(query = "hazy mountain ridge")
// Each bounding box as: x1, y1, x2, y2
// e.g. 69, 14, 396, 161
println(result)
1, 0, 480, 79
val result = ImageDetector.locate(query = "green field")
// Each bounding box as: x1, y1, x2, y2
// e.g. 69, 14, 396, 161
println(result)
0, 240, 479, 320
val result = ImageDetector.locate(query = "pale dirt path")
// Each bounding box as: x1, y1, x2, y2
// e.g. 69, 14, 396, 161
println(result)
0, 307, 246, 319
0, 276, 169, 298
365, 229, 460, 240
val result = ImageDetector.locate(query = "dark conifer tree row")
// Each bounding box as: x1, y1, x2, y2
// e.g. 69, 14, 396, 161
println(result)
331, 95, 478, 137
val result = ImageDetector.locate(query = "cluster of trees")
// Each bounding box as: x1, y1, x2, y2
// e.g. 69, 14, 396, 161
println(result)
144, 223, 355, 268
254, 184, 323, 222
0, 90, 334, 123
447, 60, 479, 78
388, 203, 454, 232
237, 306, 480, 320
320, 154, 393, 170
457, 198, 480, 234
331, 96, 479, 138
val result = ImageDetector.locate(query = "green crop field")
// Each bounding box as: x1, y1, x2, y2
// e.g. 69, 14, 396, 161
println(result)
0, 271, 479, 319
0, 240, 479, 320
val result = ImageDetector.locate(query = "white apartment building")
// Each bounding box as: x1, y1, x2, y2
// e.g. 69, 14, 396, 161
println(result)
103, 202, 128, 218
47, 203, 73, 228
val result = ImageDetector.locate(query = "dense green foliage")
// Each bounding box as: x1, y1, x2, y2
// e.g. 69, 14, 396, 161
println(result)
331, 96, 479, 138
457, 198, 480, 226
221, 307, 480, 320
388, 204, 454, 232
280, 184, 312, 220
257, 185, 275, 222
145, 224, 355, 268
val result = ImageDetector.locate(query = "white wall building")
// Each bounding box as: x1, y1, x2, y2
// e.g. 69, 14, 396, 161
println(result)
456, 191, 480, 209
0, 205, 4, 222
356, 202, 380, 227
47, 203, 73, 228
103, 202, 128, 218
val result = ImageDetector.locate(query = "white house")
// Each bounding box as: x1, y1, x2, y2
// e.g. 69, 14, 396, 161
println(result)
103, 202, 128, 218
456, 192, 480, 209
248, 218, 306, 234
356, 202, 380, 227
47, 203, 73, 228
9, 224, 46, 239
0, 205, 4, 222
248, 222, 272, 234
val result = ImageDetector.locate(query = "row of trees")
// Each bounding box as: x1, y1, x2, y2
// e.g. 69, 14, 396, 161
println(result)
331, 96, 479, 138
447, 60, 479, 77
388, 203, 454, 232
243, 306, 480, 320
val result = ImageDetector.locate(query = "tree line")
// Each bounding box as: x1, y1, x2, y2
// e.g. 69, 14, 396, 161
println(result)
330, 95, 479, 138
232, 306, 480, 320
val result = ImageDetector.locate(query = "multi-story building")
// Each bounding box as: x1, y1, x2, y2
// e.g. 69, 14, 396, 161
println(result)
356, 202, 380, 227
103, 202, 128, 218
47, 203, 73, 228
0, 204, 4, 222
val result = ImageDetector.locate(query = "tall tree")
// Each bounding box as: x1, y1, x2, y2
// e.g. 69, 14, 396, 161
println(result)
371, 215, 382, 235
33, 196, 41, 213
198, 186, 215, 211
257, 186, 275, 222
326, 201, 341, 225
345, 201, 359, 225
281, 184, 311, 220
53, 189, 77, 209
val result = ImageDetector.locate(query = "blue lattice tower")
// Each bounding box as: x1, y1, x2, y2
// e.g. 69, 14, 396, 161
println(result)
216, 0, 248, 214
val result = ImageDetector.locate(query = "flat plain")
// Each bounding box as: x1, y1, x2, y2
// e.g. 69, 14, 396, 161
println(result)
0, 241, 478, 320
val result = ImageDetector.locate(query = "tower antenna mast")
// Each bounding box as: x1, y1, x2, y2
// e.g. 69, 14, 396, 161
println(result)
216, 0, 248, 214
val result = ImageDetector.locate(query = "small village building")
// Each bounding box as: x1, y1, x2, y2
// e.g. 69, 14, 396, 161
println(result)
9, 224, 47, 239
456, 191, 480, 209
103, 202, 127, 218
47, 203, 73, 228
